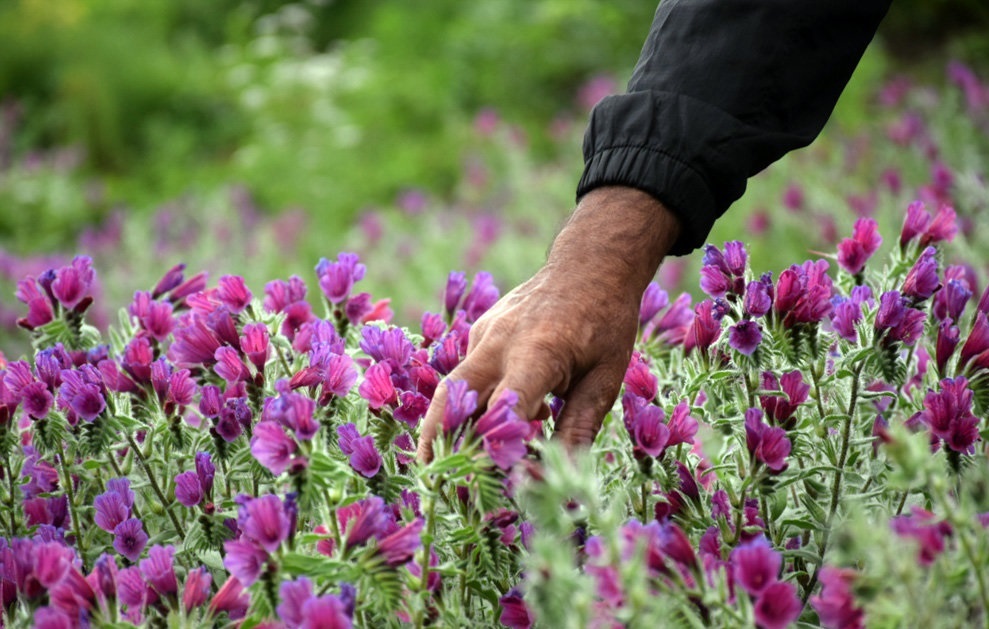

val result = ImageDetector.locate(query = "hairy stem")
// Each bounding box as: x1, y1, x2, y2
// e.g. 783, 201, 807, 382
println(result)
125, 432, 185, 537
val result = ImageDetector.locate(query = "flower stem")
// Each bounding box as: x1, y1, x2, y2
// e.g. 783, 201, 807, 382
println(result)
125, 432, 185, 537
59, 455, 86, 562
415, 479, 442, 629
803, 362, 862, 603
3, 449, 18, 536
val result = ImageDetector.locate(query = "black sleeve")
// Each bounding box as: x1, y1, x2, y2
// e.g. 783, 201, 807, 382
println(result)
576, 0, 892, 255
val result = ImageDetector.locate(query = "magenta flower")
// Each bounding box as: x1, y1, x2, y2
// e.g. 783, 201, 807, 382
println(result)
743, 276, 773, 318
278, 578, 314, 627
337, 424, 382, 478
933, 278, 972, 323
222, 539, 269, 587
377, 518, 424, 566
901, 246, 940, 301
919, 377, 981, 454
774, 260, 834, 326
759, 371, 809, 429
959, 311, 989, 374
240, 323, 270, 372
745, 409, 791, 473
57, 370, 105, 422
251, 422, 298, 476
300, 594, 354, 628
474, 390, 531, 470
15, 277, 55, 329
728, 320, 762, 355
340, 497, 392, 549
441, 379, 478, 433
174, 471, 204, 507
182, 567, 211, 612
113, 519, 148, 562
360, 326, 413, 370
919, 204, 958, 248
900, 200, 931, 249
836, 218, 882, 275
628, 400, 670, 458
196, 451, 216, 496
264, 381, 319, 440
168, 314, 221, 367
891, 507, 953, 566
241, 495, 291, 553
731, 536, 781, 595
639, 282, 669, 328
499, 587, 534, 629
209, 576, 250, 620
683, 300, 723, 356
753, 581, 803, 629
318, 352, 359, 403
51, 255, 95, 311
139, 545, 178, 597
394, 390, 429, 429
214, 347, 251, 384
810, 567, 865, 629
21, 381, 53, 419
316, 253, 366, 304
666, 400, 698, 447
216, 275, 252, 313
462, 272, 499, 323
358, 362, 397, 410
94, 492, 130, 533
263, 276, 307, 313
623, 352, 658, 401
936, 320, 960, 375
443, 271, 468, 317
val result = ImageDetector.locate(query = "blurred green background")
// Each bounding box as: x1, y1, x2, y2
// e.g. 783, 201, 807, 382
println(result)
1, 0, 988, 354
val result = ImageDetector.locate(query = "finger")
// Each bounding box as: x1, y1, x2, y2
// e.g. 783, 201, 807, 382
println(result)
552, 363, 625, 451
489, 352, 569, 421
417, 357, 500, 463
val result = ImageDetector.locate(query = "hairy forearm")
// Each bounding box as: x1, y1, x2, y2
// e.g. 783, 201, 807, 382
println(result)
547, 186, 681, 298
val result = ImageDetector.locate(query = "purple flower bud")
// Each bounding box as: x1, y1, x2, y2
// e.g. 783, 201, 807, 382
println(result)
630, 403, 670, 458
95, 491, 131, 533
182, 567, 211, 612
810, 567, 864, 629
15, 277, 55, 329
240, 323, 270, 372
168, 314, 222, 368
920, 377, 981, 454
683, 300, 722, 356
745, 409, 791, 472
666, 400, 698, 448
349, 435, 382, 478
623, 352, 657, 401
934, 278, 972, 323
890, 507, 953, 566
394, 390, 429, 428
444, 271, 468, 317
152, 263, 186, 298
875, 291, 906, 332
263, 276, 307, 313
937, 320, 960, 375
113, 519, 148, 563
222, 539, 268, 587
340, 496, 392, 550
723, 241, 747, 276
499, 587, 534, 629
199, 385, 222, 418
462, 272, 500, 323
277, 578, 314, 627
251, 422, 297, 475
919, 205, 958, 248
743, 279, 772, 318
319, 352, 359, 403
195, 452, 215, 496
174, 471, 204, 507
421, 312, 446, 345
831, 297, 863, 343
378, 518, 424, 566
474, 390, 531, 470
241, 495, 291, 553
215, 275, 253, 314
901, 246, 940, 301
21, 381, 53, 419
837, 218, 882, 275
301, 595, 354, 626
639, 282, 669, 328
442, 379, 478, 433
358, 361, 397, 410
360, 326, 414, 370
731, 536, 781, 596
139, 545, 178, 597
728, 320, 763, 355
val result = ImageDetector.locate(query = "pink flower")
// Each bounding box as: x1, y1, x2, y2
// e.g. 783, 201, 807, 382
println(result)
837, 218, 882, 275
358, 362, 397, 410
251, 422, 298, 475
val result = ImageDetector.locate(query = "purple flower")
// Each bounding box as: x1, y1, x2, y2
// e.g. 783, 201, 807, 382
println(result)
919, 204, 958, 248
936, 320, 960, 375
51, 255, 95, 311
15, 277, 54, 329
377, 518, 424, 566
628, 400, 670, 458
139, 545, 178, 597
960, 311, 989, 374
743, 277, 773, 318
278, 577, 314, 627
195, 452, 215, 496
21, 381, 53, 419
251, 422, 298, 475
360, 326, 413, 370
58, 371, 105, 422
934, 278, 971, 324
358, 362, 397, 410
810, 567, 865, 629
222, 539, 269, 587
774, 260, 834, 327
169, 314, 221, 368
666, 400, 698, 447
754, 581, 803, 629
263, 276, 307, 313
837, 218, 882, 275
349, 434, 382, 478
174, 471, 204, 507
442, 379, 478, 433
394, 390, 429, 429
919, 377, 981, 453
214, 346, 251, 384
216, 275, 252, 313
241, 495, 291, 553
317, 352, 359, 403
95, 491, 131, 532
340, 497, 392, 549
891, 507, 953, 566
474, 390, 530, 470
683, 300, 723, 356
901, 246, 940, 301
499, 587, 534, 629
745, 409, 791, 473
462, 272, 499, 323
316, 253, 366, 304
759, 371, 809, 429
729, 320, 763, 355
444, 271, 468, 317
182, 567, 211, 612
731, 536, 781, 595
113, 519, 149, 562
300, 594, 353, 628
639, 282, 669, 328
623, 352, 657, 401
240, 323, 270, 372
264, 381, 319, 440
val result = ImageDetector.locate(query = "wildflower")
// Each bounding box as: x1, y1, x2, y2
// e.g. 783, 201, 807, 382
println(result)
340, 497, 392, 549
754, 581, 803, 629
222, 540, 269, 587
837, 218, 882, 275
919, 377, 981, 453
241, 495, 291, 553
759, 371, 809, 428
358, 362, 397, 410
891, 507, 953, 566
21, 381, 53, 419
378, 518, 424, 566
743, 276, 773, 317
263, 276, 308, 313
444, 271, 468, 317
337, 424, 382, 478
15, 277, 54, 329
139, 545, 178, 597
199, 385, 222, 418
683, 300, 723, 355
209, 577, 250, 620
625, 397, 669, 457
51, 255, 95, 311
240, 323, 270, 372
441, 379, 478, 433
937, 320, 960, 375
933, 271, 972, 323
782, 184, 804, 211
475, 390, 530, 470
316, 253, 366, 304
360, 326, 413, 370
959, 311, 989, 373
901, 246, 940, 301
623, 352, 658, 401
831, 296, 863, 343
301, 595, 354, 627
462, 272, 500, 323
251, 422, 298, 476
666, 400, 699, 448
113, 519, 149, 562
810, 567, 865, 629
264, 381, 318, 440
216, 276, 252, 313
745, 409, 791, 473
214, 347, 251, 384
182, 567, 211, 612
95, 491, 131, 532
918, 205, 957, 248
278, 578, 314, 627
169, 315, 221, 367
174, 471, 204, 507
639, 282, 669, 328
499, 587, 534, 629
728, 320, 763, 355
700, 242, 746, 298
317, 352, 359, 404
731, 536, 781, 595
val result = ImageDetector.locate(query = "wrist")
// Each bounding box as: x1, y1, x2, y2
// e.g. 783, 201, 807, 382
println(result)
546, 186, 680, 298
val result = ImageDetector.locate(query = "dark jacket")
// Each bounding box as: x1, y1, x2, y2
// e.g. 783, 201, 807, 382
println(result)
577, 0, 892, 255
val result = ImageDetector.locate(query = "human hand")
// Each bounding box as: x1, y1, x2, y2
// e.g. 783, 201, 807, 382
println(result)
416, 186, 680, 462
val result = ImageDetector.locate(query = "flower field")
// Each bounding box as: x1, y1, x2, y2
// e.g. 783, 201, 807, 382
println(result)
1, 26, 989, 629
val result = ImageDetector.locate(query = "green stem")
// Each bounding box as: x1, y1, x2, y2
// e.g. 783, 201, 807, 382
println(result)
3, 449, 18, 536
415, 479, 442, 629
59, 455, 86, 562
125, 432, 185, 537
803, 363, 862, 603
640, 481, 650, 523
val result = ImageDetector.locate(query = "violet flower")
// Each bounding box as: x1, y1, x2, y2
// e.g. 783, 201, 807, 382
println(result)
358, 362, 397, 410
182, 567, 211, 612
174, 471, 204, 508
890, 507, 953, 566
251, 422, 298, 475
936, 320, 960, 375
901, 246, 940, 301
241, 495, 291, 553
731, 536, 781, 596
499, 587, 534, 629
744, 409, 791, 473
222, 540, 269, 587
51, 255, 95, 311
919, 377, 981, 454
810, 567, 865, 629
682, 300, 723, 356
113, 519, 149, 563
316, 253, 366, 304
623, 352, 658, 401
743, 276, 773, 318
837, 217, 882, 275
139, 545, 178, 598
639, 282, 669, 329
753, 581, 803, 629
377, 518, 424, 566
475, 390, 531, 470
278, 578, 314, 627
360, 326, 413, 371
728, 320, 763, 355
15, 277, 54, 329
443, 271, 467, 317
462, 272, 499, 323
441, 379, 478, 434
